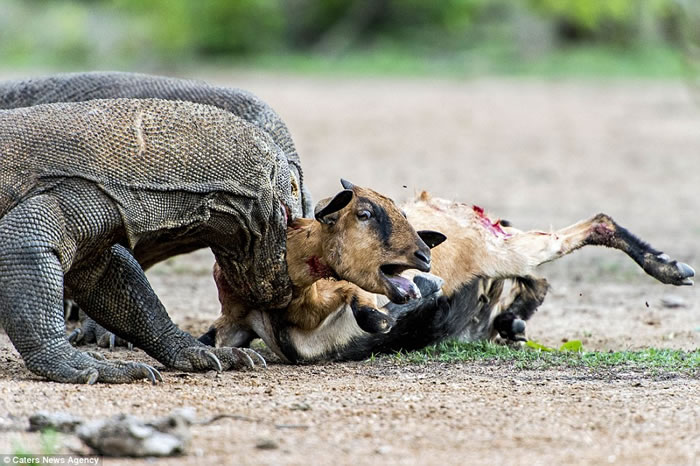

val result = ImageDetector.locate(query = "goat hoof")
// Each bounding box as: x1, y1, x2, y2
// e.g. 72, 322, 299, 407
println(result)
413, 273, 444, 296
646, 253, 695, 286
511, 319, 526, 335
656, 253, 671, 263
494, 312, 527, 342
353, 307, 395, 334
676, 262, 695, 285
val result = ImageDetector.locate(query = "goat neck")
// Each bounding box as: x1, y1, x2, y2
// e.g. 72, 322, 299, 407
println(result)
286, 218, 336, 288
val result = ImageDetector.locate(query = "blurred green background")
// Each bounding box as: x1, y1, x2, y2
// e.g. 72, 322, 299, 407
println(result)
0, 0, 698, 77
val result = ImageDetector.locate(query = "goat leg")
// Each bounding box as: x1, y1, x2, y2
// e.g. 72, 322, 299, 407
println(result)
350, 293, 395, 334
495, 214, 694, 285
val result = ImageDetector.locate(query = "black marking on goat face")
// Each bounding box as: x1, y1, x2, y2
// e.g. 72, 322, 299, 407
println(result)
358, 196, 393, 247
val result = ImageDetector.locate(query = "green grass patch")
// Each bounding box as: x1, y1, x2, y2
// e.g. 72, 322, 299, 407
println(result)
222, 44, 686, 79
11, 428, 60, 458
4, 43, 688, 80
385, 340, 699, 376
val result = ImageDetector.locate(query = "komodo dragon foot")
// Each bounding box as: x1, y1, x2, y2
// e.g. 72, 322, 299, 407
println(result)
68, 312, 133, 351
25, 345, 162, 385
173, 346, 263, 372
64, 244, 268, 378
68, 316, 267, 369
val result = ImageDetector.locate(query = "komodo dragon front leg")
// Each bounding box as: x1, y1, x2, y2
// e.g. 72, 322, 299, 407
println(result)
67, 244, 257, 374
0, 195, 161, 384
0, 187, 254, 383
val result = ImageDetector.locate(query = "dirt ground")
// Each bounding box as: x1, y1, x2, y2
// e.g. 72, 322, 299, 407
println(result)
0, 72, 698, 465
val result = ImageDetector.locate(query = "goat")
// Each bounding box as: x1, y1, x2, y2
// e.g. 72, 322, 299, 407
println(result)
205, 191, 694, 363
200, 180, 446, 348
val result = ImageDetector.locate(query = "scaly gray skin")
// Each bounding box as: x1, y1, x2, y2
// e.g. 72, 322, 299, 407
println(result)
0, 71, 313, 349
0, 71, 312, 218
0, 98, 294, 384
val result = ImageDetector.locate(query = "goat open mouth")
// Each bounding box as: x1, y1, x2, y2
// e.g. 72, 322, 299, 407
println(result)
379, 264, 422, 304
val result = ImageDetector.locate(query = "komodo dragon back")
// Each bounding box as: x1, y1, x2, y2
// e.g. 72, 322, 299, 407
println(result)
0, 71, 311, 218
0, 98, 293, 308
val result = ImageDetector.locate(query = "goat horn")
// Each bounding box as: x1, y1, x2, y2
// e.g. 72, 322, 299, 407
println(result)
340, 178, 355, 190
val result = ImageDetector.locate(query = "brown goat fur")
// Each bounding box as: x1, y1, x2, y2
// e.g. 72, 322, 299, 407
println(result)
205, 191, 694, 362
409, 191, 693, 290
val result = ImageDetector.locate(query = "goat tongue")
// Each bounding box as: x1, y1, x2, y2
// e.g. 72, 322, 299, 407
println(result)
387, 275, 422, 301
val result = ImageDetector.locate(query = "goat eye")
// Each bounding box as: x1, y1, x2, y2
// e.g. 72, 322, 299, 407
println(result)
357, 210, 372, 221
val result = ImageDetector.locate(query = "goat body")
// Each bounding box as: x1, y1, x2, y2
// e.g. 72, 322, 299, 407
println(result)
208, 191, 695, 362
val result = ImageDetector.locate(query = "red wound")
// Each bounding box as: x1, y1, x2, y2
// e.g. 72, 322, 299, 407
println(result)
306, 256, 334, 279
473, 205, 510, 238
212, 263, 234, 304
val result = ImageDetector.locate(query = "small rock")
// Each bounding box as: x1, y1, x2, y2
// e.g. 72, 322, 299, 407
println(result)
62, 435, 90, 455
0, 414, 26, 432
29, 411, 83, 433
256, 439, 278, 450
290, 402, 311, 411
76, 411, 192, 457
660, 295, 686, 309
376, 445, 392, 455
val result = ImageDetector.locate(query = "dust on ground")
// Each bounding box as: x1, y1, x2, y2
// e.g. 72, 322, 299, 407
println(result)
0, 73, 698, 465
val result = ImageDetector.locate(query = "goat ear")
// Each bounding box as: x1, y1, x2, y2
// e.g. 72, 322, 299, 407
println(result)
417, 230, 447, 249
314, 189, 354, 224
340, 178, 355, 190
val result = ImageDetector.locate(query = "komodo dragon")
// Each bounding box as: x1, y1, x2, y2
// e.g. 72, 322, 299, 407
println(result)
0, 71, 311, 347
0, 98, 295, 384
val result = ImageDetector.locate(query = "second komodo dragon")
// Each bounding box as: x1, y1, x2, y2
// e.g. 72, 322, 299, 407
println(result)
0, 98, 294, 384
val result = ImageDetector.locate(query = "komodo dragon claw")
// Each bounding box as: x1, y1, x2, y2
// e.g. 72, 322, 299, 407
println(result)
79, 350, 161, 383
204, 350, 222, 372
96, 328, 131, 351
84, 350, 106, 361
240, 348, 267, 369
143, 365, 164, 384
67, 328, 82, 345
36, 351, 165, 385
176, 346, 257, 372
69, 325, 135, 351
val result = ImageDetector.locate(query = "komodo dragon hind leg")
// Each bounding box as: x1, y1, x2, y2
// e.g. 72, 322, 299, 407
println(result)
68, 244, 258, 373
0, 196, 159, 384
67, 311, 133, 351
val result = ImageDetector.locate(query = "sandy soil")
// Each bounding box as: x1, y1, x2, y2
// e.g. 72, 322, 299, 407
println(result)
0, 73, 698, 465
